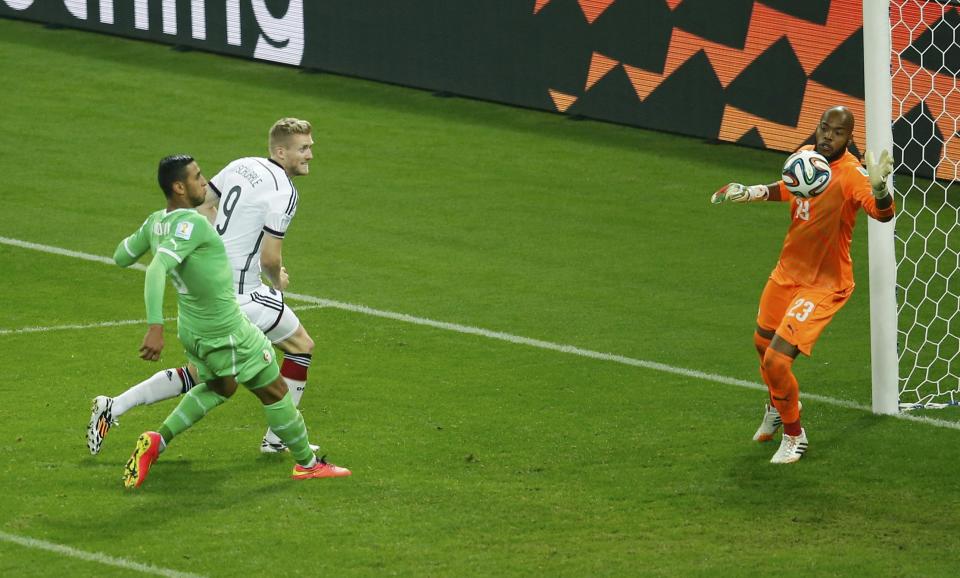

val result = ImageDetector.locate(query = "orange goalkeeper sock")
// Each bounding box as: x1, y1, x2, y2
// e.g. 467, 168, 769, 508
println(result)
762, 348, 802, 426
754, 332, 774, 404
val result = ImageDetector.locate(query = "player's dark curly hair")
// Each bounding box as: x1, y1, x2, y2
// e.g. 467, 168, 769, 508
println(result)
157, 154, 195, 198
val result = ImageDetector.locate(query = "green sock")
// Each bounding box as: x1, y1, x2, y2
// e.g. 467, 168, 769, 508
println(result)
263, 393, 315, 466
159, 383, 227, 443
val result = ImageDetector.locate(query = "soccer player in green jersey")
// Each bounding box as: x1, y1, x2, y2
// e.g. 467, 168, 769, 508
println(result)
114, 154, 350, 488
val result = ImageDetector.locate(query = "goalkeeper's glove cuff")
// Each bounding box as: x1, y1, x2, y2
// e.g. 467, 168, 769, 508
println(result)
747, 184, 770, 201
711, 183, 769, 204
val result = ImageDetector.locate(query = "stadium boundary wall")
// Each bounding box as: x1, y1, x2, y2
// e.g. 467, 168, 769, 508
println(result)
0, 1, 953, 178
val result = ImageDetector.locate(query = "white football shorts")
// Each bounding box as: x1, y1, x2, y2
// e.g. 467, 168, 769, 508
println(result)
236, 288, 301, 344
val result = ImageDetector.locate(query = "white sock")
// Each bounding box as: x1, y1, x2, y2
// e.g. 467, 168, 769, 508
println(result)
286, 377, 307, 407
112, 367, 194, 418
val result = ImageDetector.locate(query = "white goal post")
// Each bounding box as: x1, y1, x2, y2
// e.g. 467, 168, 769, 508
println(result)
864, 0, 899, 414
868, 0, 960, 411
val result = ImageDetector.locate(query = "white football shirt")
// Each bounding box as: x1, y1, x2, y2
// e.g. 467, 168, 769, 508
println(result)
208, 157, 299, 294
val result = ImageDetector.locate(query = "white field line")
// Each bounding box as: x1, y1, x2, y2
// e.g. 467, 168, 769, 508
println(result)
0, 317, 172, 336
0, 305, 328, 336
3, 235, 960, 432
0, 530, 205, 578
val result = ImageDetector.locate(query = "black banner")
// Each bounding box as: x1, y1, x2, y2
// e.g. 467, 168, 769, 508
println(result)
11, 1, 945, 174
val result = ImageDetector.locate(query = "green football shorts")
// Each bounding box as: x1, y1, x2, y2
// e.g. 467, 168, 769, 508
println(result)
178, 319, 280, 389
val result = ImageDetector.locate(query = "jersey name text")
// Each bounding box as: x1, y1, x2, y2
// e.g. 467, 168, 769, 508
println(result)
232, 164, 263, 188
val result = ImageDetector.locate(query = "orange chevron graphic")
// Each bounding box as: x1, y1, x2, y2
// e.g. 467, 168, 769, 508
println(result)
890, 2, 960, 180
891, 2, 952, 52
622, 62, 667, 102
892, 60, 960, 180
532, 0, 615, 23
657, 28, 777, 89
718, 80, 866, 155
539, 0, 960, 177
578, 0, 616, 24
585, 52, 619, 90
549, 89, 578, 112
757, 2, 861, 76
606, 2, 860, 101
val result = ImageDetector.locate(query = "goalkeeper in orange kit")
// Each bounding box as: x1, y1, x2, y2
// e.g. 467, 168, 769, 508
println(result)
711, 106, 895, 464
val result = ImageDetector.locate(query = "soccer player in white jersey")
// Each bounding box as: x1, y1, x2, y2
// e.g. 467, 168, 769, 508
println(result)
88, 119, 321, 455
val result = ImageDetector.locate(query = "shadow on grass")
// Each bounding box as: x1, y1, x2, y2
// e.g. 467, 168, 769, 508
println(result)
42, 457, 298, 543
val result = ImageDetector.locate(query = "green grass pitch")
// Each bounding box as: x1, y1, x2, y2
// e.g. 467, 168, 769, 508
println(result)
1, 16, 960, 577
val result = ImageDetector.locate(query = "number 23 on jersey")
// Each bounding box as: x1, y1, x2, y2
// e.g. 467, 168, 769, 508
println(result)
786, 298, 815, 322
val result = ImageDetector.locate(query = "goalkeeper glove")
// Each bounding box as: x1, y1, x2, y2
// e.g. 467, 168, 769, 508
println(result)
865, 149, 893, 199
710, 183, 769, 204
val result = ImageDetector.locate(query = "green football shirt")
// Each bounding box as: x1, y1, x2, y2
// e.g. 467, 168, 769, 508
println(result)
115, 208, 245, 336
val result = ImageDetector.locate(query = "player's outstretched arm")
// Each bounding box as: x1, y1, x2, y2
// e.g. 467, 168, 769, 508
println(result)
710, 183, 770, 204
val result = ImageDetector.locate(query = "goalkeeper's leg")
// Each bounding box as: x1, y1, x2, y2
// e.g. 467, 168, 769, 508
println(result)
752, 326, 782, 441
753, 279, 795, 442
763, 344, 802, 429
754, 327, 775, 403
763, 341, 808, 464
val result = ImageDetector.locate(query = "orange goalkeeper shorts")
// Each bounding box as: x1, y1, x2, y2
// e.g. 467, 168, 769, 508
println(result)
756, 275, 853, 356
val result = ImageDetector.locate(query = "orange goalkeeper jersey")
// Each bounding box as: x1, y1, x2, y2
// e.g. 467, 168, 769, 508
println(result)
771, 146, 896, 292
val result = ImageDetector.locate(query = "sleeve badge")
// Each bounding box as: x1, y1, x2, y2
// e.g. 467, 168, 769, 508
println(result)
174, 221, 195, 240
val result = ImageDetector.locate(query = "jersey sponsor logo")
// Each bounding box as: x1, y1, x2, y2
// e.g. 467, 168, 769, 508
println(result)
262, 349, 273, 363
175, 221, 195, 240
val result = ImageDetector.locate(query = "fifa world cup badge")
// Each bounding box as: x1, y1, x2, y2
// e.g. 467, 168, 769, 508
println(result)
175, 221, 194, 240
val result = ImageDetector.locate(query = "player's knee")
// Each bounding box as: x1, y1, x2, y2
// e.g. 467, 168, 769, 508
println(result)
186, 364, 200, 385
207, 377, 238, 399
300, 329, 314, 354
253, 377, 288, 405
762, 348, 793, 382
284, 325, 314, 354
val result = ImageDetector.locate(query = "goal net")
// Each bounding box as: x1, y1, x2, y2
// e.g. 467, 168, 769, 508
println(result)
889, 0, 960, 408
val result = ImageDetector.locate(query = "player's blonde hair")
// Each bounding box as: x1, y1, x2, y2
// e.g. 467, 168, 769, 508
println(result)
268, 118, 312, 152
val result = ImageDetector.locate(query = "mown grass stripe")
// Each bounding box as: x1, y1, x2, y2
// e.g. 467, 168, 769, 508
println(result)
0, 530, 205, 578
3, 235, 959, 431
